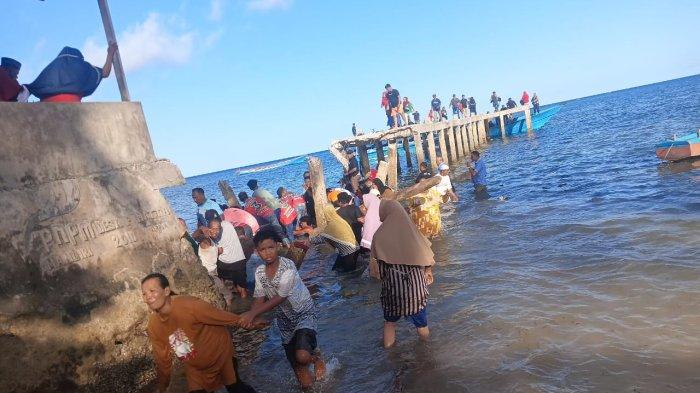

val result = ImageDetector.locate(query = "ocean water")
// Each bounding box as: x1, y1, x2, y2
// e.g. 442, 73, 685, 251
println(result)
162, 75, 700, 392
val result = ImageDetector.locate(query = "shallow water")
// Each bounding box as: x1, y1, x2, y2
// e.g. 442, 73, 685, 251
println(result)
164, 75, 700, 392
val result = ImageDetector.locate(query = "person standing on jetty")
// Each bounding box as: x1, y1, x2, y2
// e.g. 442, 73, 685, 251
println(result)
490, 91, 500, 112
369, 200, 435, 348
0, 57, 24, 102
469, 150, 489, 200
192, 188, 223, 228
469, 96, 477, 115
450, 94, 461, 119
385, 84, 402, 128
402, 97, 415, 125
520, 90, 530, 106
532, 93, 540, 114
351, 123, 357, 136
26, 44, 117, 102
240, 229, 326, 390
430, 94, 441, 123
506, 97, 517, 109
460, 95, 469, 118
141, 273, 264, 393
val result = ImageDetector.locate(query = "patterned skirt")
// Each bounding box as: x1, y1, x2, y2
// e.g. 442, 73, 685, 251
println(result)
378, 260, 428, 318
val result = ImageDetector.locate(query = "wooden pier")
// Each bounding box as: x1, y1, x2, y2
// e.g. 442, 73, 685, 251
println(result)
328, 105, 532, 189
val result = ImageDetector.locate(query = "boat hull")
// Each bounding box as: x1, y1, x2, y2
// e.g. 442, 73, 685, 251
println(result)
489, 106, 561, 138
655, 133, 700, 161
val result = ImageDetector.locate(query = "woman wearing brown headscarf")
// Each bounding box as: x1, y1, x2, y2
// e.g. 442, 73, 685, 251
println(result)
370, 199, 435, 348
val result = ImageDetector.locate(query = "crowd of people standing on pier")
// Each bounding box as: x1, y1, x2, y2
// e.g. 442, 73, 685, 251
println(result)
151, 143, 490, 392
358, 83, 539, 133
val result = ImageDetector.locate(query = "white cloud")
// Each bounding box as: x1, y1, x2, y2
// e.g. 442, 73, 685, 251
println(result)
209, 0, 225, 21
82, 13, 194, 73
204, 28, 225, 48
246, 0, 292, 12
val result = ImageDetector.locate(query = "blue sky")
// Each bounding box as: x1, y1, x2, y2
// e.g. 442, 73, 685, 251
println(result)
2, 0, 699, 176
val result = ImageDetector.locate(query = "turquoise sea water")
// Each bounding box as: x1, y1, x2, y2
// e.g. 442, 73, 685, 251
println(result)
163, 75, 700, 392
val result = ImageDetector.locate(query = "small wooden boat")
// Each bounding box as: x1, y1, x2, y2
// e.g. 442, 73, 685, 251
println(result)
488, 105, 561, 138
655, 130, 700, 161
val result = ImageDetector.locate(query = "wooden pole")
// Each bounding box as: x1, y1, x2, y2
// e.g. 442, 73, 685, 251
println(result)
426, 131, 438, 170
448, 125, 458, 163
97, 0, 130, 101
375, 140, 385, 162
376, 160, 388, 184
307, 156, 327, 229
477, 120, 487, 144
218, 180, 240, 208
414, 131, 425, 167
438, 128, 449, 165
524, 104, 533, 133
455, 125, 464, 158
499, 114, 506, 139
358, 143, 370, 176
387, 141, 398, 190
461, 123, 470, 154
402, 137, 412, 168
472, 121, 479, 147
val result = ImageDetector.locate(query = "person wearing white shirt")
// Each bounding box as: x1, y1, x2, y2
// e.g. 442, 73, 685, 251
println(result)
435, 163, 459, 202
207, 217, 249, 298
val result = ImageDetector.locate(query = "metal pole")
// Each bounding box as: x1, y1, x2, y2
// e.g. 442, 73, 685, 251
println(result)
97, 0, 130, 101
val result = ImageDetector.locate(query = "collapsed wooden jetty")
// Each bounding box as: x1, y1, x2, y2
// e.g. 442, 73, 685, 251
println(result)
328, 105, 533, 189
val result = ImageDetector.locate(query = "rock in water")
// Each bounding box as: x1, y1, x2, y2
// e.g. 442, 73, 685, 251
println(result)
0, 103, 220, 392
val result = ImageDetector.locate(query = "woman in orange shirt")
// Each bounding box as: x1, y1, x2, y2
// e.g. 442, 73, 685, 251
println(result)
141, 273, 265, 393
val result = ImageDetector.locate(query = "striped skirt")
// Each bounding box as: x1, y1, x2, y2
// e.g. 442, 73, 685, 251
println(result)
378, 260, 428, 318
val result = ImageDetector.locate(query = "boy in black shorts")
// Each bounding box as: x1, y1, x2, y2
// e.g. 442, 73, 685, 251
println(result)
239, 229, 325, 389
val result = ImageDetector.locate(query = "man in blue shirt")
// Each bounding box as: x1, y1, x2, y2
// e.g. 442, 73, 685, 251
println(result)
192, 187, 223, 227
469, 151, 489, 200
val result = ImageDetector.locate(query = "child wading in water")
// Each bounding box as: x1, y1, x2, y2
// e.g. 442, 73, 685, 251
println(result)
239, 228, 326, 389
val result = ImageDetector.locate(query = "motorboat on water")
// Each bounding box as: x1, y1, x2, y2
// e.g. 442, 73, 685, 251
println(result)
655, 130, 700, 161
488, 105, 561, 138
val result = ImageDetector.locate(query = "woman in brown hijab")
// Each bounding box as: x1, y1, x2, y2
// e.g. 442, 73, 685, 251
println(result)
370, 199, 435, 348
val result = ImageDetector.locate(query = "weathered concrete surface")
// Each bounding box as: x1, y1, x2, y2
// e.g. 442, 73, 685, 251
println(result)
0, 103, 218, 392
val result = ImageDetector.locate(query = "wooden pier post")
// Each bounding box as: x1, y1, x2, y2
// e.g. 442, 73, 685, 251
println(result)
455, 124, 465, 158
466, 122, 475, 150
358, 143, 370, 176
375, 140, 386, 162
499, 114, 506, 139
426, 130, 438, 170
461, 123, 470, 153
387, 141, 398, 190
402, 137, 412, 168
448, 125, 458, 163
438, 128, 449, 165
376, 160, 388, 184
477, 120, 487, 145
307, 156, 327, 229
218, 180, 241, 208
524, 105, 533, 132
414, 131, 425, 167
